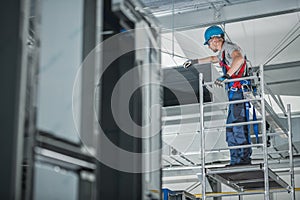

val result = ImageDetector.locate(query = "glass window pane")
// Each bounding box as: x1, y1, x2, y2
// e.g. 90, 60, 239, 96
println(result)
37, 0, 84, 143
33, 162, 79, 200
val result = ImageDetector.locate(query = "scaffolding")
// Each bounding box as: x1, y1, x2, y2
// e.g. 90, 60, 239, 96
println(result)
198, 64, 295, 200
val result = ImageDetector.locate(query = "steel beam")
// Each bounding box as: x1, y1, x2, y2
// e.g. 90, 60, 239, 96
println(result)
156, 0, 300, 31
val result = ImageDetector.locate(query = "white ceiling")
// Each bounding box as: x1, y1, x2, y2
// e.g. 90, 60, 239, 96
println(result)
141, 0, 300, 30
161, 12, 300, 66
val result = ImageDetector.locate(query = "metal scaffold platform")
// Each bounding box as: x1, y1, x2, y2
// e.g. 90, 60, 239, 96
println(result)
198, 64, 295, 200
206, 164, 289, 192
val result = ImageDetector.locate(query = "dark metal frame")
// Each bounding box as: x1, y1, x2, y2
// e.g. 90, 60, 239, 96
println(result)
20, 0, 101, 199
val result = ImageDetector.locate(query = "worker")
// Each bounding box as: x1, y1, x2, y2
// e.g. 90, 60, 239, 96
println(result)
183, 25, 252, 166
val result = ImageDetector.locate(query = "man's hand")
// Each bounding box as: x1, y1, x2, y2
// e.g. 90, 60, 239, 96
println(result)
183, 59, 198, 68
214, 74, 231, 87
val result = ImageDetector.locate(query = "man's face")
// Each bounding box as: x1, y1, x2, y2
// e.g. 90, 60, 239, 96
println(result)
208, 36, 222, 53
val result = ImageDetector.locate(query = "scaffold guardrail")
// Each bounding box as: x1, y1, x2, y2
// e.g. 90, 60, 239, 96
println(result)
198, 64, 295, 200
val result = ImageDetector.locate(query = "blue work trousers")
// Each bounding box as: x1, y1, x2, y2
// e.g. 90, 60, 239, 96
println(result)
226, 90, 252, 165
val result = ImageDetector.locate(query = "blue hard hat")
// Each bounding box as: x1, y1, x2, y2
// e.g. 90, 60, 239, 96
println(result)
204, 25, 224, 45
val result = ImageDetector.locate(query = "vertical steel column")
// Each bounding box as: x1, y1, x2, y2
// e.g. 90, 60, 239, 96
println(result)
0, 0, 30, 199
207, 177, 221, 200
287, 104, 295, 200
260, 64, 270, 200
199, 73, 206, 200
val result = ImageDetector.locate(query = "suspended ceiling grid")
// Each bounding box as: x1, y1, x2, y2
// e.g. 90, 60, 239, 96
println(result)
141, 0, 258, 16
141, 0, 300, 31
141, 0, 259, 31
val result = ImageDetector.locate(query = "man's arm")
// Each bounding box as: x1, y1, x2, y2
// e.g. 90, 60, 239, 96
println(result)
226, 50, 244, 76
183, 56, 219, 68
197, 56, 219, 64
